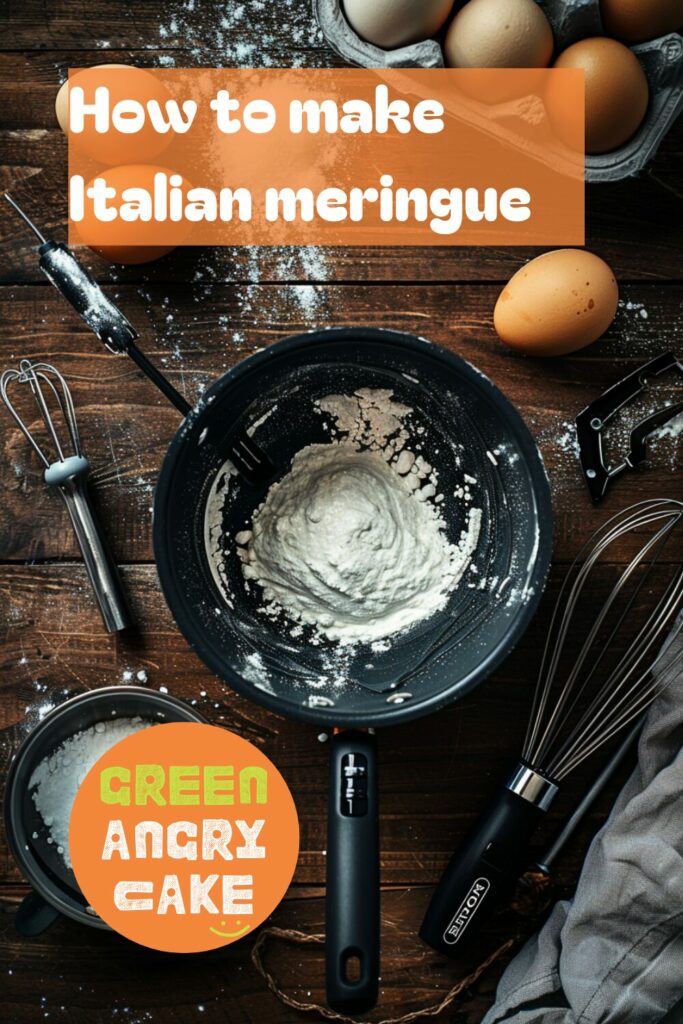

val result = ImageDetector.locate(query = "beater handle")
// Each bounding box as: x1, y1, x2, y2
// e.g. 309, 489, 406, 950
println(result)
420, 781, 552, 957
13, 203, 191, 415
326, 730, 379, 1014
6, 193, 192, 417
42, 241, 192, 415
52, 462, 131, 633
38, 241, 139, 354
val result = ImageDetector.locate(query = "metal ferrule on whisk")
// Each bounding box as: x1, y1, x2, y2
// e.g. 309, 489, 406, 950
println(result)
505, 762, 559, 811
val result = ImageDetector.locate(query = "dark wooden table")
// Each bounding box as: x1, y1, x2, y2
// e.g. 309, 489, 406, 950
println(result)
0, 4, 681, 1022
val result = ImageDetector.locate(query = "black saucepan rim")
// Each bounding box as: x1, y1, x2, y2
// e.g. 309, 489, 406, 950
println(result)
4, 686, 207, 928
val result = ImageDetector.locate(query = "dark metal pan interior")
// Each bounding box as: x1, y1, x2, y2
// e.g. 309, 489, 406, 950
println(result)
154, 329, 553, 727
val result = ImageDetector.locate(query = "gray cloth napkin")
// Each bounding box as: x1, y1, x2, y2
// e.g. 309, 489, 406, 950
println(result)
482, 635, 683, 1024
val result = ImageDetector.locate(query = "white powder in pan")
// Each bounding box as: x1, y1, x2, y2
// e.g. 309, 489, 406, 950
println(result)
235, 390, 481, 645
29, 716, 152, 868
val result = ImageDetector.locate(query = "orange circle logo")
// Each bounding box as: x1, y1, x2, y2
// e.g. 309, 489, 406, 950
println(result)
69, 722, 299, 952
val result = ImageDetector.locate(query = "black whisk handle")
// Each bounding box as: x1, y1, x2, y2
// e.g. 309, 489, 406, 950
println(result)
420, 767, 557, 957
38, 241, 191, 417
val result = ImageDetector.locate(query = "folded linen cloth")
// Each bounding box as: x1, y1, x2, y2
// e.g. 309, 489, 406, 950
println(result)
482, 633, 683, 1024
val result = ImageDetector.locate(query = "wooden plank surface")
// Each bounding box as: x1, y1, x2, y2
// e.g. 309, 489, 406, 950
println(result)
1, 137, 682, 282
0, 282, 680, 565
0, 562, 636, 1020
0, 3, 682, 1022
1, 885, 525, 1024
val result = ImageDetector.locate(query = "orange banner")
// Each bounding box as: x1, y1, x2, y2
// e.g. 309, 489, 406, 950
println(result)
67, 66, 585, 248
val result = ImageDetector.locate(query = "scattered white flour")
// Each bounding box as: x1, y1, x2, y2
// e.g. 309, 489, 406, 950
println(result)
655, 411, 683, 441
29, 717, 152, 868
153, 0, 325, 69
234, 390, 481, 645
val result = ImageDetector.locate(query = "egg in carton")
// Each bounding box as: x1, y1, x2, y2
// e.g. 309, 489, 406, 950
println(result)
314, 0, 447, 68
313, 0, 683, 182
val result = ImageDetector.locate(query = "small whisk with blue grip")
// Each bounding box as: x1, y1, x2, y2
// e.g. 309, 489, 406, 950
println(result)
1, 359, 130, 633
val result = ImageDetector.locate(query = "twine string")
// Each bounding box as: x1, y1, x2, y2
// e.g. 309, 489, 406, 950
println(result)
250, 926, 516, 1024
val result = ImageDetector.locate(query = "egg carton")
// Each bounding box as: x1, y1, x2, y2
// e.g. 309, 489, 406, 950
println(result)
313, 0, 683, 182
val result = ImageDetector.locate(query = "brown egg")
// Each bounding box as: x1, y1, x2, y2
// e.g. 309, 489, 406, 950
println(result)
56, 64, 128, 133
600, 0, 682, 43
553, 38, 649, 153
88, 244, 176, 265
71, 164, 192, 265
494, 249, 619, 357
55, 65, 172, 164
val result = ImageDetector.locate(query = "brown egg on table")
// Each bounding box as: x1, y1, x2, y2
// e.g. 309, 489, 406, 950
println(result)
553, 38, 649, 153
72, 164, 192, 265
55, 65, 173, 164
444, 0, 554, 69
494, 249, 619, 357
88, 244, 176, 266
600, 0, 682, 44
56, 64, 127, 133
342, 0, 455, 48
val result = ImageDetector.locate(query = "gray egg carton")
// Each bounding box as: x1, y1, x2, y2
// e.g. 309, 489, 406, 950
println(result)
313, 0, 683, 182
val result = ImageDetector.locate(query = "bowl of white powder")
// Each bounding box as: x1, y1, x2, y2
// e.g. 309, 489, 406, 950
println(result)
5, 686, 206, 932
153, 327, 553, 727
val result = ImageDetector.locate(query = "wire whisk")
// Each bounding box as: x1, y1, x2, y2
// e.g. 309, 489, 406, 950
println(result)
1, 359, 130, 633
524, 499, 682, 780
421, 498, 682, 957
1, 360, 83, 467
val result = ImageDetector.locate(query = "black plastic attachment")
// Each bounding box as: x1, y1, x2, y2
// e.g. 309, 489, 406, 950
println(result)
15, 890, 61, 937
126, 342, 191, 416
326, 730, 379, 1014
576, 352, 683, 503
420, 784, 548, 957
39, 242, 138, 354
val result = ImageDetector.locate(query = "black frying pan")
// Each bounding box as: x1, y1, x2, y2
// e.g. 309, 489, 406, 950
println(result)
139, 327, 553, 1012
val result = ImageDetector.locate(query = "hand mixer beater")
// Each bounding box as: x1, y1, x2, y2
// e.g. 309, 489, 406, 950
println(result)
421, 498, 682, 955
1, 360, 130, 633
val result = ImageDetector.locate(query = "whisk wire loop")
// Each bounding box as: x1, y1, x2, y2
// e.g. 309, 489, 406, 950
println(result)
552, 573, 683, 777
0, 357, 130, 634
0, 360, 82, 469
523, 499, 682, 782
536, 521, 677, 766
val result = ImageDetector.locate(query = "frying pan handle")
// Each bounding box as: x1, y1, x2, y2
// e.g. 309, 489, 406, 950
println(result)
420, 784, 548, 957
15, 890, 61, 936
326, 730, 379, 1014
